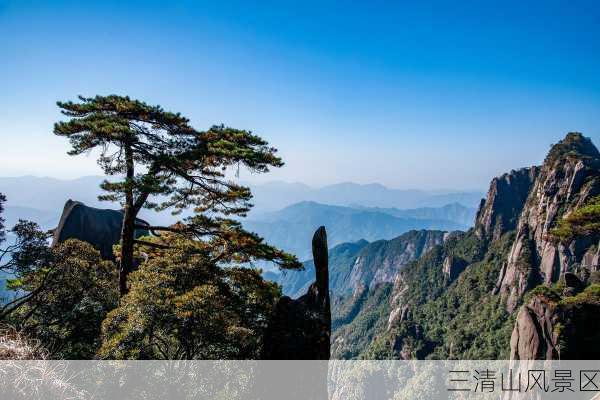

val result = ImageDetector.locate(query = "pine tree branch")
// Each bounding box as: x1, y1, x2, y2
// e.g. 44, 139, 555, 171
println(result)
133, 239, 171, 249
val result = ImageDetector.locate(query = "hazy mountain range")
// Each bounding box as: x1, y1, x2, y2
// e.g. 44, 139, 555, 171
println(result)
245, 201, 474, 261
246, 181, 483, 212
0, 176, 480, 264
0, 176, 479, 299
0, 176, 483, 230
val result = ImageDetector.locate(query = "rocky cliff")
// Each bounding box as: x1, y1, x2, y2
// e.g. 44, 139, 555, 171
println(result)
497, 133, 600, 311
262, 227, 331, 360
347, 230, 447, 292
268, 230, 447, 299
474, 167, 539, 242
328, 231, 452, 359
331, 133, 600, 361
510, 281, 600, 360
266, 239, 369, 298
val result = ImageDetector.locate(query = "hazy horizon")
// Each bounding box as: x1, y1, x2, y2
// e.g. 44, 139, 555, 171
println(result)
0, 173, 488, 193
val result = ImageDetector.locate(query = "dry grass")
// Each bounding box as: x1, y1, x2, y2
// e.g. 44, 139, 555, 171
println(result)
0, 325, 48, 360
0, 325, 88, 399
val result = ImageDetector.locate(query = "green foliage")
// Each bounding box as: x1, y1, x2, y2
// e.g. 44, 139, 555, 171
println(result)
524, 283, 562, 304
0, 95, 301, 360
331, 284, 392, 359
393, 233, 512, 359
444, 230, 487, 264
333, 230, 517, 360
9, 240, 118, 358
545, 132, 599, 167
559, 284, 600, 307
332, 287, 369, 330
524, 283, 600, 357
99, 233, 281, 359
54, 95, 285, 218
0, 219, 54, 312
544, 132, 600, 161
551, 196, 600, 242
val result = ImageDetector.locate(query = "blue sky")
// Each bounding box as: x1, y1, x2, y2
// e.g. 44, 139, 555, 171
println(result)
1, 1, 599, 190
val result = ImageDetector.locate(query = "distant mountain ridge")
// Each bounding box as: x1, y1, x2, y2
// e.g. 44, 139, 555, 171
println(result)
0, 176, 479, 262
264, 239, 370, 299
0, 176, 483, 219
266, 230, 447, 299
248, 181, 484, 212
244, 201, 472, 261
350, 202, 476, 228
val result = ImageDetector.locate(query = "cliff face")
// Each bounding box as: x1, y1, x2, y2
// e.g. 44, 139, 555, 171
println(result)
330, 231, 451, 359
474, 167, 539, 242
336, 133, 600, 361
347, 230, 447, 292
497, 133, 600, 311
262, 227, 331, 360
510, 283, 600, 360
271, 230, 447, 300
510, 294, 560, 360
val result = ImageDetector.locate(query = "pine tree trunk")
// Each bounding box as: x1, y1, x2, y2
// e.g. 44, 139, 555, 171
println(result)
119, 143, 136, 296
119, 207, 136, 296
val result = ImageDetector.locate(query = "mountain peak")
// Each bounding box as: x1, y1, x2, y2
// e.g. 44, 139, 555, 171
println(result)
545, 132, 600, 167
498, 133, 600, 311
474, 166, 539, 242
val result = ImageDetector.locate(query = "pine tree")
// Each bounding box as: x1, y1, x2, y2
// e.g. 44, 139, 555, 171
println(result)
55, 95, 299, 295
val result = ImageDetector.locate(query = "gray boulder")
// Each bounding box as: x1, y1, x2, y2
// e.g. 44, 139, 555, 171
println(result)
52, 200, 149, 259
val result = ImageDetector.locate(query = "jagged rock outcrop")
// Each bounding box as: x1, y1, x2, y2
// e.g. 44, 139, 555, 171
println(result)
386, 233, 461, 331
581, 243, 600, 271
474, 167, 539, 242
510, 294, 559, 360
262, 226, 331, 359
330, 133, 600, 361
268, 239, 369, 299
52, 200, 149, 259
348, 230, 446, 292
510, 284, 600, 360
498, 133, 600, 311
387, 273, 410, 329
271, 230, 451, 304
442, 255, 468, 282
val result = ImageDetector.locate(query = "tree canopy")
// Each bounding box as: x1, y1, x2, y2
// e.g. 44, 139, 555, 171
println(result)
54, 95, 300, 294
100, 232, 280, 359
8, 240, 118, 359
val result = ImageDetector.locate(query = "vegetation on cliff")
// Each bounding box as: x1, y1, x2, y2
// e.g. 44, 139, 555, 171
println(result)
331, 133, 600, 360
332, 231, 515, 359
551, 196, 600, 242
100, 232, 281, 359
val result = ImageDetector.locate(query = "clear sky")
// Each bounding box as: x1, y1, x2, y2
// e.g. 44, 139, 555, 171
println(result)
1, 1, 599, 190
